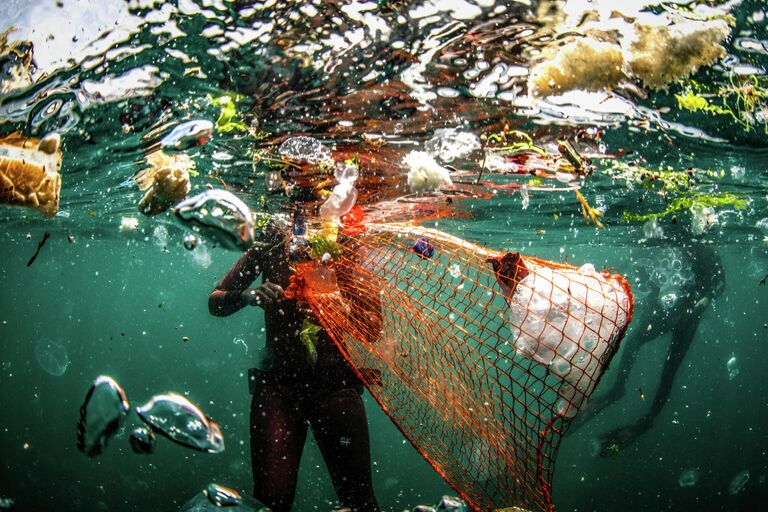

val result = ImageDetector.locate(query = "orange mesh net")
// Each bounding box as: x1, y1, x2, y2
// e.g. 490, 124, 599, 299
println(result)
288, 223, 633, 512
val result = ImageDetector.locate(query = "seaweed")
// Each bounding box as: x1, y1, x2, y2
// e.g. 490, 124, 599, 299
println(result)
299, 319, 321, 366
309, 234, 343, 261
622, 191, 748, 222
575, 191, 604, 228
210, 95, 249, 133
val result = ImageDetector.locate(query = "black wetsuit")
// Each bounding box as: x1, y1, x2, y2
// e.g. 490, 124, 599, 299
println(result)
208, 227, 379, 512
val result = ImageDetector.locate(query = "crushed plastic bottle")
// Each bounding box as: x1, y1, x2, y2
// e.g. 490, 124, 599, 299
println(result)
76, 376, 130, 457
278, 136, 332, 165
129, 427, 156, 454
728, 469, 749, 495
678, 467, 699, 487
173, 189, 255, 251
204, 483, 242, 507
137, 393, 225, 453
726, 353, 739, 380
436, 495, 468, 512
160, 120, 213, 153
424, 128, 481, 163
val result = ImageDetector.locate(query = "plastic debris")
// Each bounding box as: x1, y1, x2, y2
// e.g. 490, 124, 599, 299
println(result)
160, 120, 213, 153
690, 203, 717, 235
319, 163, 359, 221
404, 151, 452, 194
413, 237, 435, 259
26, 231, 50, 267
678, 468, 699, 488
0, 133, 62, 217
278, 136, 332, 166
120, 216, 140, 232
728, 469, 749, 495
136, 393, 225, 453
129, 427, 156, 454
506, 260, 631, 417
77, 376, 130, 457
204, 483, 242, 507
183, 234, 198, 251
436, 496, 468, 511
425, 129, 480, 163
134, 151, 192, 216
35, 337, 68, 376
0, 29, 34, 95
173, 189, 256, 251
178, 487, 266, 512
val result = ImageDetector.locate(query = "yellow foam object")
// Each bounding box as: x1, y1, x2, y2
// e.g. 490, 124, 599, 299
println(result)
133, 150, 192, 216
0, 132, 62, 218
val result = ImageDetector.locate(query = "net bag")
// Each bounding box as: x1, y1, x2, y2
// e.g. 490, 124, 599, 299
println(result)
288, 223, 633, 512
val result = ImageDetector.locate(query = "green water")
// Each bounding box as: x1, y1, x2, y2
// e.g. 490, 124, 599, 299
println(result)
2, 0, 768, 511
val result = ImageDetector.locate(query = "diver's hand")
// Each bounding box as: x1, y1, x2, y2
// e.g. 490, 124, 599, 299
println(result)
242, 283, 284, 309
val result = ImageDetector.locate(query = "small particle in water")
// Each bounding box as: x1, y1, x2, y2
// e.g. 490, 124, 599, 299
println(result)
35, 337, 69, 376
678, 467, 699, 487
129, 427, 156, 454
726, 353, 739, 380
204, 483, 242, 507
233, 337, 248, 353
67, 234, 75, 243
76, 376, 130, 457
660, 292, 678, 310
728, 469, 750, 494
449, 264, 461, 279
183, 234, 197, 250
191, 243, 212, 268
182, 336, 189, 342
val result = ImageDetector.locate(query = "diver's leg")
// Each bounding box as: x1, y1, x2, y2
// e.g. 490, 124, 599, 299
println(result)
306, 387, 380, 512
594, 318, 698, 457
250, 382, 308, 512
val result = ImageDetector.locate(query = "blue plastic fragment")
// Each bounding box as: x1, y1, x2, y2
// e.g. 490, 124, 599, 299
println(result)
413, 237, 435, 259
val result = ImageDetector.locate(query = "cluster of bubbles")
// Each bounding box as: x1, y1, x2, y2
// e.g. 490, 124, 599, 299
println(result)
77, 375, 224, 459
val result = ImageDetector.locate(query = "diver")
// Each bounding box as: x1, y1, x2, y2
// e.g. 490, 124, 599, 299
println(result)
568, 243, 725, 456
208, 211, 380, 512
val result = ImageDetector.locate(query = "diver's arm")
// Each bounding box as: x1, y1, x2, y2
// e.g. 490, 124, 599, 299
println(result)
208, 246, 263, 316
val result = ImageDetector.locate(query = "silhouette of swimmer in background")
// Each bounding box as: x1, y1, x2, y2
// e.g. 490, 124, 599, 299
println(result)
569, 244, 725, 456
208, 216, 380, 512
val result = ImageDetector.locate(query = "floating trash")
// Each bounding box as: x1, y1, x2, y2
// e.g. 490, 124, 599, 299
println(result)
727, 353, 739, 380
425, 128, 481, 163
173, 189, 256, 251
76, 376, 130, 457
136, 393, 225, 453
278, 136, 332, 165
413, 237, 435, 259
204, 483, 242, 507
0, 132, 62, 218
404, 151, 453, 194
678, 467, 699, 487
134, 151, 192, 216
728, 469, 750, 495
35, 337, 69, 376
179, 487, 266, 511
129, 427, 156, 454
183, 234, 198, 251
152, 225, 169, 247
160, 120, 213, 153
436, 496, 468, 512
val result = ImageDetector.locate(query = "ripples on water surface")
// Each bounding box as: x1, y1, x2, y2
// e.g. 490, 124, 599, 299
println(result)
1, 0, 767, 511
